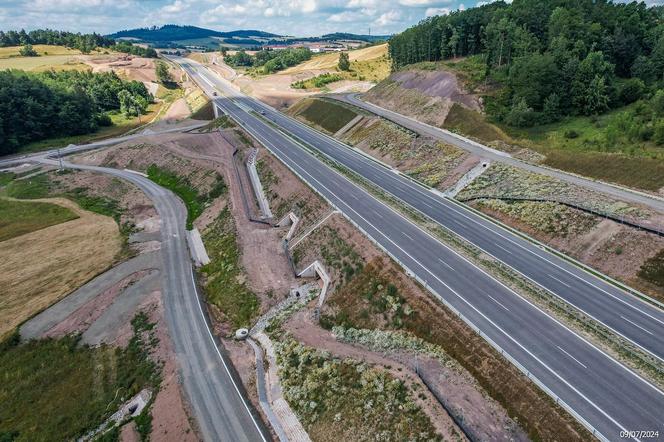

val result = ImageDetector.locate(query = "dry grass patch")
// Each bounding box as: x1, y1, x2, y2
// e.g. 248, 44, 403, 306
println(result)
0, 198, 121, 340
283, 44, 388, 73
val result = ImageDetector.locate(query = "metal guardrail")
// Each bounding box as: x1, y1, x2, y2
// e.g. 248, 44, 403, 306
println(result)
220, 98, 609, 441
458, 195, 664, 238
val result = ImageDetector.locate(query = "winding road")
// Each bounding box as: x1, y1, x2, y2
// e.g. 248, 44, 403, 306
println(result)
36, 157, 269, 442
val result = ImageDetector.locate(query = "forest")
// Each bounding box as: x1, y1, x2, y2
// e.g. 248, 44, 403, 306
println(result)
224, 47, 312, 73
0, 70, 151, 155
0, 29, 157, 58
388, 0, 664, 132
0, 29, 114, 53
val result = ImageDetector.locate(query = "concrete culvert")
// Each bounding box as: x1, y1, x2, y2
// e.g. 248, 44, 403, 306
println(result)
235, 328, 249, 340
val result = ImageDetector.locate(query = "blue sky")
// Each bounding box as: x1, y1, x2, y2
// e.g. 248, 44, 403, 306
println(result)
0, 0, 481, 37
0, 0, 661, 38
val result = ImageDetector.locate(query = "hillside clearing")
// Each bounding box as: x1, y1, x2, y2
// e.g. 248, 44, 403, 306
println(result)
0, 54, 90, 72
282, 44, 388, 73
0, 197, 121, 340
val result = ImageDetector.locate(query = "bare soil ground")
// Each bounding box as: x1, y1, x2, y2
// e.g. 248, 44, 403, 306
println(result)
83, 54, 157, 83
364, 69, 480, 127
0, 197, 121, 339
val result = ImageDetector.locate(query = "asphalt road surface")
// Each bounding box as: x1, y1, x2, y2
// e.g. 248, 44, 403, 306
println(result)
174, 56, 664, 441
38, 157, 268, 442
183, 59, 664, 367
0, 123, 206, 169
332, 93, 664, 214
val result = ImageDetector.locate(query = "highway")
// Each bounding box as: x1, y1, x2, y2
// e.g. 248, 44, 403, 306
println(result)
36, 156, 269, 442
174, 56, 664, 441
332, 93, 664, 214
179, 58, 664, 367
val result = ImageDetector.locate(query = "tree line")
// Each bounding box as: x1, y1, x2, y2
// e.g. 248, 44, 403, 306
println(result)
388, 0, 664, 128
225, 47, 312, 73
0, 70, 152, 155
0, 29, 114, 54
0, 29, 158, 58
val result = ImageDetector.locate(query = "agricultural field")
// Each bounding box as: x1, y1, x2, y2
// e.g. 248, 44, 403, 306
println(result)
0, 198, 78, 241
283, 44, 388, 74
0, 191, 121, 340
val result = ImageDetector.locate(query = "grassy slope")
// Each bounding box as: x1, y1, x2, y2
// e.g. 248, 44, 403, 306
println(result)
295, 98, 359, 133
283, 44, 388, 73
0, 314, 158, 442
0, 198, 78, 241
201, 208, 259, 329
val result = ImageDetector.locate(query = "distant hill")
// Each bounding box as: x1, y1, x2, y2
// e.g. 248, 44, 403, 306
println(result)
319, 33, 390, 42
108, 25, 280, 44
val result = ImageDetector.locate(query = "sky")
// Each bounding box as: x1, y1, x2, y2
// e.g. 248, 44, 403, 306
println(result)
0, 0, 481, 37
0, 0, 662, 38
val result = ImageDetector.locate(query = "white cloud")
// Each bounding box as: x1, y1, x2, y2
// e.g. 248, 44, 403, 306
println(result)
374, 10, 399, 26
425, 7, 449, 17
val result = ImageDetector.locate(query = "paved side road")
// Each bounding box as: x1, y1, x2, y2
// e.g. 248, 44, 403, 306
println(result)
38, 158, 269, 442
0, 123, 207, 169
331, 93, 664, 214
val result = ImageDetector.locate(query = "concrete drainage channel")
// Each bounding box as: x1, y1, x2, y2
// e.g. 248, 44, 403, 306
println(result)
229, 141, 333, 441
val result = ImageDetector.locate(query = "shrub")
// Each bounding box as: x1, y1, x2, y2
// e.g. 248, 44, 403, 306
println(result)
564, 130, 580, 139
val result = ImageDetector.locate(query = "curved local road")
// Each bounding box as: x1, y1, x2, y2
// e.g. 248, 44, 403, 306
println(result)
38, 157, 268, 442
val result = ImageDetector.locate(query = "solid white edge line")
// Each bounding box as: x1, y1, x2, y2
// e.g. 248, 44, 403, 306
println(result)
557, 345, 588, 369
221, 98, 634, 440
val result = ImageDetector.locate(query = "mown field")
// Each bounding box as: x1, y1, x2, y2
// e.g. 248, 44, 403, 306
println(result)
0, 198, 78, 241
0, 45, 91, 72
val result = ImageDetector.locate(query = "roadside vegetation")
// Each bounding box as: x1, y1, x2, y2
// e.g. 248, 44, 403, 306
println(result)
274, 337, 441, 442
0, 198, 78, 241
0, 312, 159, 442
291, 73, 343, 90
146, 164, 225, 229
291, 98, 359, 133
200, 208, 259, 329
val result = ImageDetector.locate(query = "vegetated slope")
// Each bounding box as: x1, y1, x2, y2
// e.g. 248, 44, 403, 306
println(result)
379, 0, 664, 192
283, 43, 388, 73
289, 98, 360, 133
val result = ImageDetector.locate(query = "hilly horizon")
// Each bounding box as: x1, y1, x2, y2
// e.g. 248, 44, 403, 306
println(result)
108, 24, 389, 48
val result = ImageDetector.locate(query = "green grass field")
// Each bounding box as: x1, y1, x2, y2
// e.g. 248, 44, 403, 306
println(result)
201, 208, 259, 329
0, 54, 89, 72
146, 164, 226, 230
297, 98, 359, 133
0, 313, 158, 442
3, 174, 52, 199
0, 198, 78, 242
